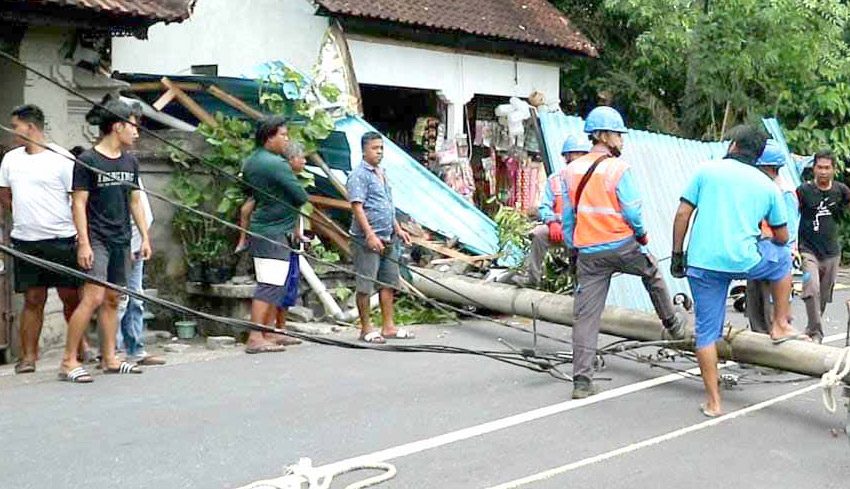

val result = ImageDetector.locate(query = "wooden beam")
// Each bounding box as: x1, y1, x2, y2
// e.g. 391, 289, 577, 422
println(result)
311, 208, 349, 240
410, 236, 483, 268
129, 81, 203, 92
208, 85, 265, 121
309, 216, 351, 258
161, 77, 218, 127
309, 153, 349, 199
152, 88, 177, 111
309, 195, 351, 211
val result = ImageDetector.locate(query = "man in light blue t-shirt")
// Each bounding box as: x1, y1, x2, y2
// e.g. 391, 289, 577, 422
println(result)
671, 125, 808, 418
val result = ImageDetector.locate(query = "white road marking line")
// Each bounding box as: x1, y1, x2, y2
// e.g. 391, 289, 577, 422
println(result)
484, 383, 822, 488
315, 364, 713, 476
239, 334, 845, 488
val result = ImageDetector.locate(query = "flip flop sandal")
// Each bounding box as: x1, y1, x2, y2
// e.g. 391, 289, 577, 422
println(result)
136, 356, 167, 366
58, 366, 93, 383
383, 328, 416, 340
15, 361, 36, 374
699, 403, 723, 418
771, 333, 811, 345
103, 361, 143, 374
274, 336, 303, 347
244, 343, 287, 354
360, 330, 386, 344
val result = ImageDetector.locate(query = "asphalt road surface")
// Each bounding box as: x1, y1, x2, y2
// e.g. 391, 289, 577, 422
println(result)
1, 289, 849, 489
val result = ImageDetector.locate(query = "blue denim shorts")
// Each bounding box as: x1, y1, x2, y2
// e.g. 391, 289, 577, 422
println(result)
687, 240, 791, 349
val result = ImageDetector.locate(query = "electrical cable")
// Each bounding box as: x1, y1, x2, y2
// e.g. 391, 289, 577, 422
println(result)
0, 50, 771, 385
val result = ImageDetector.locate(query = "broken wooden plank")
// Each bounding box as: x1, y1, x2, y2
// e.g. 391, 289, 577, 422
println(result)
309, 153, 349, 199
309, 195, 351, 211
309, 215, 351, 258
161, 77, 218, 127
410, 236, 484, 268
208, 85, 265, 121
129, 81, 203, 92
152, 88, 177, 111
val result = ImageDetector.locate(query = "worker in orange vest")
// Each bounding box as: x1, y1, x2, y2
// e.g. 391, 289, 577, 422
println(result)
514, 135, 591, 287
561, 106, 686, 399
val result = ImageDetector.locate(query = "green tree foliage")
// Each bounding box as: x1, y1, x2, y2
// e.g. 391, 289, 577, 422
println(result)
556, 0, 850, 161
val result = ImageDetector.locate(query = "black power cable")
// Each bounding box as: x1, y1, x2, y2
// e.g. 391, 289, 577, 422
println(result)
0, 50, 740, 384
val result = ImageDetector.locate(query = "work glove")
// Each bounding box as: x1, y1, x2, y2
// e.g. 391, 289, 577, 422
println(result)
670, 251, 687, 279
548, 222, 563, 244
636, 233, 649, 246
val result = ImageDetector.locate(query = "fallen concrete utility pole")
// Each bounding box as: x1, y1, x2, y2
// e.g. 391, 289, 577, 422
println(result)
411, 268, 850, 382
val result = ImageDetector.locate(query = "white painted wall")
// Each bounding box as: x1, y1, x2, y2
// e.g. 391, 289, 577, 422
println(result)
111, 0, 562, 136
112, 0, 329, 77
348, 37, 560, 136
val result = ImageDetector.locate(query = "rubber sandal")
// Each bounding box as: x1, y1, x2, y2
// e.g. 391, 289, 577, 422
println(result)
699, 403, 723, 418
103, 361, 143, 374
244, 343, 287, 354
274, 336, 302, 347
383, 328, 416, 340
15, 361, 36, 374
58, 366, 93, 383
360, 330, 386, 344
136, 355, 167, 366
771, 333, 811, 345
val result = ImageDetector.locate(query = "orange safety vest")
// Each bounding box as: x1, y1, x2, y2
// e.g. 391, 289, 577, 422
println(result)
548, 170, 569, 216
564, 153, 633, 248
760, 175, 797, 238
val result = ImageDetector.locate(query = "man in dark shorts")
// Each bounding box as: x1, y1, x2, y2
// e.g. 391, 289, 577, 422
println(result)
797, 150, 850, 343
60, 99, 152, 383
242, 117, 308, 354
347, 132, 413, 344
0, 104, 81, 374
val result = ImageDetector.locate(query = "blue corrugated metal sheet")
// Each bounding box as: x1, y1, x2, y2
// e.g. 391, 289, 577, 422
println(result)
539, 112, 800, 312
246, 61, 499, 255
335, 117, 499, 254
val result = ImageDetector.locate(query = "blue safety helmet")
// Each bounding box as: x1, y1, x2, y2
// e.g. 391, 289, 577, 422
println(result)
561, 134, 592, 155
584, 106, 628, 134
756, 139, 786, 168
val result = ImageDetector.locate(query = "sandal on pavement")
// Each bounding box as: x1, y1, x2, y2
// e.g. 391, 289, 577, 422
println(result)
771, 333, 811, 345
245, 343, 286, 354
136, 355, 167, 366
103, 361, 143, 374
360, 330, 386, 344
699, 403, 723, 418
383, 328, 416, 340
15, 361, 36, 374
58, 367, 93, 383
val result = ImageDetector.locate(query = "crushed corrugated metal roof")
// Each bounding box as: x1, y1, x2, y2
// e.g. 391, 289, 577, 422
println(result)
313, 0, 598, 57
539, 112, 800, 313
247, 61, 499, 255
17, 0, 194, 22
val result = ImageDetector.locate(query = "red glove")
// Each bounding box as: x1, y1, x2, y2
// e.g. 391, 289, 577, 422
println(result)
636, 234, 649, 246
548, 222, 563, 243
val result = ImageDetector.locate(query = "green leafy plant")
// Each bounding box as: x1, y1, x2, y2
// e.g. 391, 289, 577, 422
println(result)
493, 204, 535, 266
540, 248, 575, 295
370, 295, 456, 326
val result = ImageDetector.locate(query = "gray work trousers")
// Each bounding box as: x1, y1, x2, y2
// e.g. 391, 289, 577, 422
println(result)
572, 240, 676, 379
746, 280, 773, 334
527, 224, 556, 284
801, 251, 839, 340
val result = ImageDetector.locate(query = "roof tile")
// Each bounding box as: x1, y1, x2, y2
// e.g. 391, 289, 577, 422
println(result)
34, 0, 193, 22
315, 0, 597, 56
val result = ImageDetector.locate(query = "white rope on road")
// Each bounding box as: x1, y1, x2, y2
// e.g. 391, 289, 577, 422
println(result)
821, 346, 850, 413
238, 458, 397, 489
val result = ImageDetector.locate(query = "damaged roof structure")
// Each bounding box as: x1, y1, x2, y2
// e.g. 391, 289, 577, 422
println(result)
0, 0, 195, 36
313, 0, 598, 59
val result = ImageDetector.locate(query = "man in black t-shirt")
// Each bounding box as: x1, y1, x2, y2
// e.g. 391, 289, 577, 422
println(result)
58, 100, 152, 383
796, 150, 850, 343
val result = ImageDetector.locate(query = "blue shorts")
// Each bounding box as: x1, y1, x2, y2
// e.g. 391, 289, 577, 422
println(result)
687, 240, 791, 349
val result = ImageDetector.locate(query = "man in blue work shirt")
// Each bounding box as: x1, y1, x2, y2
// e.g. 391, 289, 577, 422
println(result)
515, 135, 590, 287
671, 125, 808, 418
746, 140, 800, 334
348, 131, 412, 344
562, 107, 686, 399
